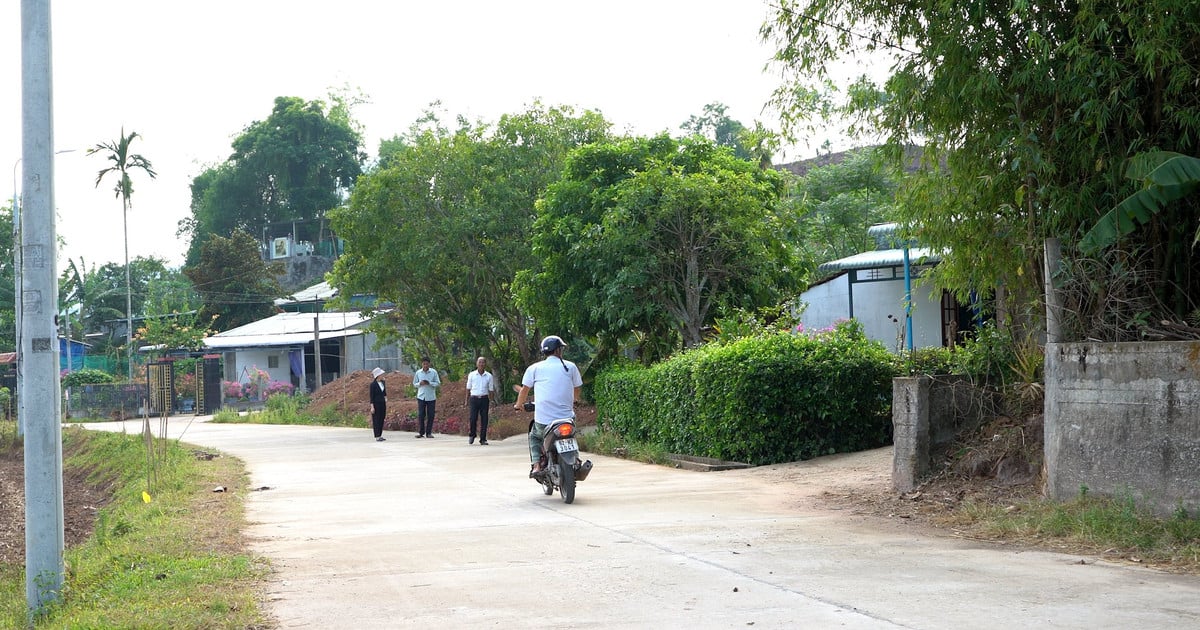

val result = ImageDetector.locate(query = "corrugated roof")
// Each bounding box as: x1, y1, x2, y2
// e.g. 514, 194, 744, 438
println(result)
203, 311, 373, 350
274, 281, 338, 306
817, 247, 941, 273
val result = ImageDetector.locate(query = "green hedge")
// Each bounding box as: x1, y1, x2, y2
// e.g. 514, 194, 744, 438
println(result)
62, 368, 117, 388
594, 324, 897, 465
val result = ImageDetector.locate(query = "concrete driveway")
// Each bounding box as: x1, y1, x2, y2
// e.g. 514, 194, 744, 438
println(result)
84, 418, 1200, 629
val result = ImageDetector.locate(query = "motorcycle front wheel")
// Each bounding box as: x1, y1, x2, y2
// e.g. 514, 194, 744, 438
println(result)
559, 462, 576, 504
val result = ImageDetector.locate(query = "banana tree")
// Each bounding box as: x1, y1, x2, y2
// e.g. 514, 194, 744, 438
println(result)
1079, 152, 1200, 254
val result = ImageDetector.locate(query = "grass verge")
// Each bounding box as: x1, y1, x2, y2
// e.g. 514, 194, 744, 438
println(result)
0, 427, 269, 628
209, 394, 366, 428
576, 428, 674, 467
944, 491, 1200, 572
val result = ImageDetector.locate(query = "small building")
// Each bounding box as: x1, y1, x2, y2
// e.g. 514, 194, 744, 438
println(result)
203, 311, 406, 393
798, 223, 976, 351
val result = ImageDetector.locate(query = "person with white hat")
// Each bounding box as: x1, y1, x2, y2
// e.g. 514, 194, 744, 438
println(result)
368, 367, 388, 441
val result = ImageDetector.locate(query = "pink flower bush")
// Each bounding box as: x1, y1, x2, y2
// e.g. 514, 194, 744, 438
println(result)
222, 381, 243, 399
264, 380, 295, 398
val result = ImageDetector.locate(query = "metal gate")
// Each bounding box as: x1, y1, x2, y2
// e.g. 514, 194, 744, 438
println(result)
197, 355, 222, 415
147, 361, 174, 415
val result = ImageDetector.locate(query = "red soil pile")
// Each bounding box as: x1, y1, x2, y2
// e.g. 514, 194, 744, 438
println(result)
306, 370, 473, 434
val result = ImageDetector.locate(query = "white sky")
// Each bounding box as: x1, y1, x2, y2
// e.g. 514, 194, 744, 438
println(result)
3, 0, 828, 270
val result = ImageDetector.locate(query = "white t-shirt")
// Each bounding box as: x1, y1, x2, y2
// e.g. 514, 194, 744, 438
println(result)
521, 355, 582, 425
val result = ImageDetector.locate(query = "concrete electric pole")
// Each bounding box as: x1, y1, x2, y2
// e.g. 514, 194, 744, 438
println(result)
21, 0, 65, 617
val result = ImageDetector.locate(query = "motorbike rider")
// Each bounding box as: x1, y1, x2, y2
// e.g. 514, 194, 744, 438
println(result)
514, 335, 582, 475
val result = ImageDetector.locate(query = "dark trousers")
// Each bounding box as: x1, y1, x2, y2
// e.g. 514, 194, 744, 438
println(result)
417, 399, 436, 435
372, 404, 386, 438
469, 396, 489, 440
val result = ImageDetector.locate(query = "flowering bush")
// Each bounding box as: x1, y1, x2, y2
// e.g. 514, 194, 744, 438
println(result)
222, 381, 244, 399
797, 318, 851, 339
175, 371, 197, 399
264, 380, 295, 398
222, 368, 286, 402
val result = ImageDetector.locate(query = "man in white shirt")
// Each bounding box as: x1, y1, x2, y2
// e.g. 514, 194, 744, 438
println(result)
514, 335, 582, 474
412, 357, 441, 437
465, 356, 495, 445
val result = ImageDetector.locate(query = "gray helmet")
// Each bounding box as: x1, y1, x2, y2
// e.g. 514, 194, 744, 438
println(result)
540, 335, 566, 355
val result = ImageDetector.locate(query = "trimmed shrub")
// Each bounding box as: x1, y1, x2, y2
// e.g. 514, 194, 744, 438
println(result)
594, 322, 897, 465
900, 346, 958, 376
62, 368, 117, 388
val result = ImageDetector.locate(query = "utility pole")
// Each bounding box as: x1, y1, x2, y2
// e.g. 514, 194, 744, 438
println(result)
21, 0, 65, 616
313, 315, 323, 389
13, 147, 75, 439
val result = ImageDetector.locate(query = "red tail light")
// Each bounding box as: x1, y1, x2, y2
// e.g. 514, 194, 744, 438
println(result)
556, 424, 574, 437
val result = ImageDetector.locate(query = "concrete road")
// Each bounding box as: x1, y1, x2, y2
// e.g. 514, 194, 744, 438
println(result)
84, 419, 1200, 629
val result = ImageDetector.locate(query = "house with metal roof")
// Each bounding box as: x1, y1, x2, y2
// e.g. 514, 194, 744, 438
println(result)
203, 309, 407, 393
798, 223, 976, 351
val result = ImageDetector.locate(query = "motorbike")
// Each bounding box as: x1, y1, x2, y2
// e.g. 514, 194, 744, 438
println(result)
520, 400, 592, 504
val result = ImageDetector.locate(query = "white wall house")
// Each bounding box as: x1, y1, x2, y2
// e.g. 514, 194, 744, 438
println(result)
798, 224, 975, 352
204, 311, 407, 393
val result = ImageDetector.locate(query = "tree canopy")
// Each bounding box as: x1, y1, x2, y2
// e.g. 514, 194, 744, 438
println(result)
181, 95, 365, 266
790, 148, 899, 269
517, 134, 801, 357
184, 230, 283, 331
762, 0, 1200, 338
329, 103, 611, 374
680, 101, 780, 170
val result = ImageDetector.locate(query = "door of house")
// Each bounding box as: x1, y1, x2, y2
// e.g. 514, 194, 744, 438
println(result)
940, 290, 960, 347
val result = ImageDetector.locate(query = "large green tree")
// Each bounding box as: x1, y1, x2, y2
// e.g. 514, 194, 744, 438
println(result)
184, 230, 283, 331
681, 102, 752, 160
791, 148, 899, 268
518, 134, 801, 357
329, 103, 611, 376
181, 95, 365, 265
681, 102, 781, 169
762, 0, 1200, 339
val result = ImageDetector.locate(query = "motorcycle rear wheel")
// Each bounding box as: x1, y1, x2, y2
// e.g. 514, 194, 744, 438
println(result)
559, 463, 576, 504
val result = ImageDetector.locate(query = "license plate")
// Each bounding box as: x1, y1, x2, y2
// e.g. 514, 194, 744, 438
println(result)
555, 438, 578, 453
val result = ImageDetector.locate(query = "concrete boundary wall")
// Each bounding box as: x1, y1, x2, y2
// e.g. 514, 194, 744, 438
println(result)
1045, 341, 1200, 518
892, 375, 994, 492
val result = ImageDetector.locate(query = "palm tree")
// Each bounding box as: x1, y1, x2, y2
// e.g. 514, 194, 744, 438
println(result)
89, 129, 156, 379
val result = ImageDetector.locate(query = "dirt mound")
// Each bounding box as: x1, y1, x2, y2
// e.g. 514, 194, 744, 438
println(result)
306, 370, 598, 438
306, 370, 474, 435
820, 412, 1045, 525
0, 435, 114, 566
